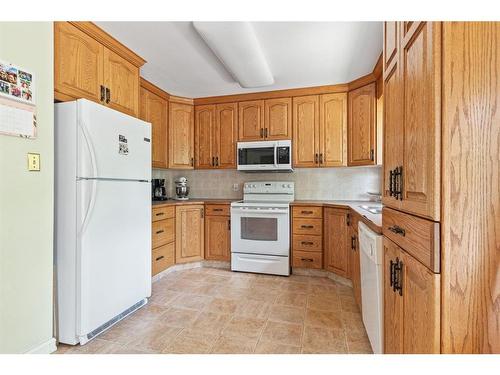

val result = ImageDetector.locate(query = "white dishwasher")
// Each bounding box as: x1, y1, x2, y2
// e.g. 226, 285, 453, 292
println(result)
358, 221, 384, 354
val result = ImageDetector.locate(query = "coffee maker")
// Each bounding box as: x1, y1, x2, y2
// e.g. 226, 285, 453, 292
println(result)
151, 179, 168, 201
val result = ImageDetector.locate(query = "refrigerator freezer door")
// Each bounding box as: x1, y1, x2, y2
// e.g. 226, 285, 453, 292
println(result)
77, 99, 151, 181
77, 179, 151, 338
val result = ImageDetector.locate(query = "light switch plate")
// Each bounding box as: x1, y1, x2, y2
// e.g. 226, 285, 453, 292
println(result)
27, 153, 40, 171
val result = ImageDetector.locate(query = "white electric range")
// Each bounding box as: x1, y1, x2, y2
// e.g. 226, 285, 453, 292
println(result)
230, 181, 294, 276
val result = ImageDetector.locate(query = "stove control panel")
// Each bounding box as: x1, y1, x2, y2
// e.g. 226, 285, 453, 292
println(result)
243, 181, 294, 195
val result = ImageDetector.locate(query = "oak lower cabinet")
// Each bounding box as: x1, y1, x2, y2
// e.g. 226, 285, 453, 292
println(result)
175, 205, 205, 263
54, 22, 144, 117
323, 207, 349, 277
204, 204, 231, 261
195, 103, 238, 169
348, 83, 376, 166
383, 237, 440, 353
151, 205, 175, 276
169, 101, 194, 169
140, 79, 168, 169
291, 206, 323, 269
293, 94, 347, 168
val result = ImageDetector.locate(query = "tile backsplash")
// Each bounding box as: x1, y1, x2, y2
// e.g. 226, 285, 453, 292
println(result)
153, 166, 382, 201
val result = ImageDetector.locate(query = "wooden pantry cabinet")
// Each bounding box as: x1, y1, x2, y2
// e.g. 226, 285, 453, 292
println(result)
195, 103, 238, 169
347, 83, 377, 166
169, 100, 194, 169
238, 98, 292, 141
54, 22, 144, 117
293, 93, 347, 168
204, 204, 231, 261
140, 79, 168, 169
175, 205, 205, 263
382, 22, 441, 221
383, 237, 440, 353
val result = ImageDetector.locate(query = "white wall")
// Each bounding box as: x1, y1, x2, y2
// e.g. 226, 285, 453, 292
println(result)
153, 166, 382, 200
0, 22, 55, 353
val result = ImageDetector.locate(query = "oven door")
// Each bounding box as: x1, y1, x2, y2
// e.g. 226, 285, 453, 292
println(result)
237, 142, 277, 171
231, 206, 290, 256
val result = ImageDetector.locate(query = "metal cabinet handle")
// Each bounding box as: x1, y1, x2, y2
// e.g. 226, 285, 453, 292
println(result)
155, 230, 164, 235
260, 128, 264, 138
264, 128, 268, 138
212, 157, 215, 166
300, 225, 314, 229
155, 255, 165, 261
393, 258, 403, 296
105, 87, 110, 104
319, 153, 323, 164
215, 156, 219, 166
200, 208, 204, 218
100, 85, 105, 102
346, 213, 351, 226
393, 166, 403, 200
155, 212, 164, 216
213, 208, 223, 212
301, 258, 314, 262
388, 225, 406, 236
315, 153, 319, 164
301, 210, 313, 214
301, 241, 314, 245
191, 157, 194, 166
370, 149, 374, 161
228, 219, 231, 230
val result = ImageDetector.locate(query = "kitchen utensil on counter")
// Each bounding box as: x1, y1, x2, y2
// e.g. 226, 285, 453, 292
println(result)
175, 177, 189, 200
152, 179, 168, 201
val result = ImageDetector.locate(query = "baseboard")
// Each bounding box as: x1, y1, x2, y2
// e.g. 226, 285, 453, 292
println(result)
26, 337, 57, 354
291, 267, 353, 287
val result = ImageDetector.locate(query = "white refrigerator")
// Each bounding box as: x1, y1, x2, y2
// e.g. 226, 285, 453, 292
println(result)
55, 99, 152, 345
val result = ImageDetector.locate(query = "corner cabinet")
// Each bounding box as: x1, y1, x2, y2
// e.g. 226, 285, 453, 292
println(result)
54, 22, 144, 117
383, 237, 440, 353
175, 205, 205, 263
382, 22, 441, 221
195, 103, 238, 169
140, 80, 168, 169
169, 101, 194, 169
323, 207, 349, 277
348, 83, 376, 166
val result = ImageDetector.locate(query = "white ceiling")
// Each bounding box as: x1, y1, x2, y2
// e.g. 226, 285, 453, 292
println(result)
96, 22, 383, 98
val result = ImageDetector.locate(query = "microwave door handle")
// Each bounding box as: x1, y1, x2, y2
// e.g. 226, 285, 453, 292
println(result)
274, 143, 278, 167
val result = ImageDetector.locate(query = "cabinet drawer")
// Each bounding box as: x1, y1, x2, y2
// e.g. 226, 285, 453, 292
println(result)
292, 234, 322, 252
205, 204, 230, 216
292, 251, 323, 269
152, 242, 174, 275
292, 218, 323, 236
382, 207, 440, 272
152, 205, 175, 222
292, 206, 323, 219
152, 218, 175, 248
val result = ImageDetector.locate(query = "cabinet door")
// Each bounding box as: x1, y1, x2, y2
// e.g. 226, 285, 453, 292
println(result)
238, 100, 264, 141
382, 59, 404, 209
54, 22, 104, 102
400, 22, 441, 220
384, 22, 398, 72
323, 208, 348, 277
195, 105, 215, 169
140, 88, 167, 169
216, 103, 238, 169
319, 93, 347, 167
383, 237, 404, 353
264, 97, 292, 140
175, 205, 204, 263
103, 48, 140, 117
401, 251, 440, 353
169, 102, 194, 169
293, 95, 320, 168
350, 225, 362, 310
205, 215, 231, 261
348, 83, 376, 166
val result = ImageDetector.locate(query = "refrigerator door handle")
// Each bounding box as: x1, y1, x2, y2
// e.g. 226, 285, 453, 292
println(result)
80, 179, 97, 236
79, 120, 98, 178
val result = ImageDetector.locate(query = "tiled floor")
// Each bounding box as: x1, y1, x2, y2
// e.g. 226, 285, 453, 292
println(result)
57, 267, 372, 354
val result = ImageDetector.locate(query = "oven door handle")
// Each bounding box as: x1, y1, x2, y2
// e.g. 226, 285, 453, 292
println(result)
231, 208, 289, 215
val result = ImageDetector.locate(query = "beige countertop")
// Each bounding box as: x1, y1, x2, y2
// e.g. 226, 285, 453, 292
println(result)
152, 198, 239, 207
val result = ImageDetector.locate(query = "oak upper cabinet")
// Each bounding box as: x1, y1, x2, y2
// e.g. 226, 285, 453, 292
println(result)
382, 22, 441, 220
238, 100, 264, 141
264, 97, 292, 140
323, 208, 349, 277
139, 80, 168, 169
383, 237, 440, 353
175, 205, 204, 263
103, 48, 139, 116
54, 22, 144, 117
293, 95, 320, 167
195, 103, 238, 169
348, 83, 376, 166
204, 204, 231, 261
195, 105, 215, 169
54, 22, 104, 103
169, 101, 194, 169
384, 22, 399, 72
319, 93, 347, 167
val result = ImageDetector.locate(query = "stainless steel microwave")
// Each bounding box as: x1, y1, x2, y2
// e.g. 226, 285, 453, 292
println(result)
237, 140, 293, 172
